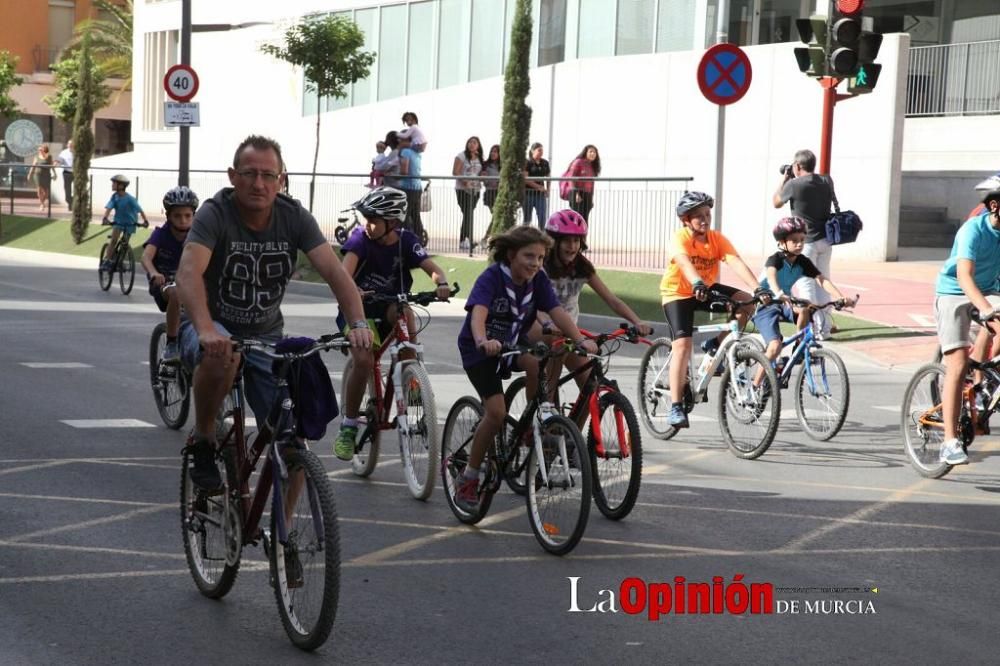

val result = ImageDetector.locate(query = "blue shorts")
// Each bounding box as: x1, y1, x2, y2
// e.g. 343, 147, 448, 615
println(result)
178, 320, 285, 426
752, 303, 796, 345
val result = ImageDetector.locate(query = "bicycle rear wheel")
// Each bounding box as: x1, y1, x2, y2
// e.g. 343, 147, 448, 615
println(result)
901, 362, 953, 479
526, 414, 592, 555
794, 347, 850, 441
149, 323, 190, 429
588, 392, 643, 521
180, 446, 241, 598
441, 396, 493, 524
717, 347, 780, 460
502, 377, 530, 495
98, 243, 112, 291
119, 245, 135, 294
341, 356, 380, 477
270, 448, 340, 651
399, 361, 439, 500
637, 337, 686, 440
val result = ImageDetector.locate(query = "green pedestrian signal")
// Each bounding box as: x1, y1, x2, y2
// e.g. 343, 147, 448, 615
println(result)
847, 63, 882, 94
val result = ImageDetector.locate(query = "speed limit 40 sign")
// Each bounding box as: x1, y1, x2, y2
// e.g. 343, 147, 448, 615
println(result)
163, 64, 199, 102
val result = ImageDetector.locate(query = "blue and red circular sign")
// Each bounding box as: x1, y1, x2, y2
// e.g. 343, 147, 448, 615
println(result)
697, 43, 752, 106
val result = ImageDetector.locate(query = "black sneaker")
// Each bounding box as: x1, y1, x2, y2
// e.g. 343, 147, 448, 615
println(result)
190, 439, 222, 490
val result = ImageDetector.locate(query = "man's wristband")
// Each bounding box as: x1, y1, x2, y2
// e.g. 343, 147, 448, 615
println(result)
436, 281, 449, 287
350, 319, 370, 330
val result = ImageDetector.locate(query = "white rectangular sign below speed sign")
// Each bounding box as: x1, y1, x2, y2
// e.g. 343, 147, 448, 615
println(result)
164, 102, 200, 127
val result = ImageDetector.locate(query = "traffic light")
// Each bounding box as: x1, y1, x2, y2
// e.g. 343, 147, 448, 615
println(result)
794, 16, 830, 78
829, 0, 864, 75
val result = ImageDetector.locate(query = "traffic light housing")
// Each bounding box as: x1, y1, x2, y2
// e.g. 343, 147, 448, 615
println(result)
794, 1, 883, 93
794, 16, 830, 78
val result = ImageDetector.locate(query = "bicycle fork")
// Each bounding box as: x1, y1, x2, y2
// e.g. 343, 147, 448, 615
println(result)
532, 402, 573, 489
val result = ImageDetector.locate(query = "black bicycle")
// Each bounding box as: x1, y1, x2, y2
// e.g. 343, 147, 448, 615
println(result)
98, 219, 147, 294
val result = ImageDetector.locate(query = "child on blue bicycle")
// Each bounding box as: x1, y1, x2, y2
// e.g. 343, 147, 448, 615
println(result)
452, 226, 597, 512
753, 217, 854, 373
140, 186, 198, 363
332, 186, 451, 461
101, 174, 149, 270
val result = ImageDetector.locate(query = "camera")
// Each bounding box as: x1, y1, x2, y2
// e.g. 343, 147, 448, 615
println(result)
779, 164, 794, 177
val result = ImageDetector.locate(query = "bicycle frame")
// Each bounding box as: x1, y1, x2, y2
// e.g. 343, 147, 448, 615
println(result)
688, 320, 747, 399
367, 296, 425, 436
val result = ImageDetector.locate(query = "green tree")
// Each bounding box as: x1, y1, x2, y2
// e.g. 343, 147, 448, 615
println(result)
43, 53, 111, 123
61, 0, 134, 89
71, 34, 99, 244
0, 50, 23, 119
489, 0, 534, 235
261, 13, 376, 211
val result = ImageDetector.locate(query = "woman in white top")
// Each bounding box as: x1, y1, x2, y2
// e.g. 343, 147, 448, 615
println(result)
452, 135, 483, 250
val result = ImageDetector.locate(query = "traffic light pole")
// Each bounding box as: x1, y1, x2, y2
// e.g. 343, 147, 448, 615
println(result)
818, 76, 854, 175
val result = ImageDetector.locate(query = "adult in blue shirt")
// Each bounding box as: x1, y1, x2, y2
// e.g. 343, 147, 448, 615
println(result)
397, 132, 425, 241
934, 189, 1000, 465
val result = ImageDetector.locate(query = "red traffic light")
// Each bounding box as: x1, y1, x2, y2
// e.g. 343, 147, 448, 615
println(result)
836, 0, 865, 15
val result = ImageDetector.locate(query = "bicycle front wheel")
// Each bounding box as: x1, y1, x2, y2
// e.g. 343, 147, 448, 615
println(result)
794, 348, 850, 441
150, 323, 190, 429
180, 446, 241, 598
341, 356, 380, 477
119, 246, 135, 294
441, 396, 493, 524
502, 377, 530, 495
588, 392, 643, 521
717, 347, 781, 460
98, 243, 112, 291
901, 363, 953, 479
527, 415, 592, 555
637, 337, 683, 440
399, 362, 439, 500
271, 448, 340, 651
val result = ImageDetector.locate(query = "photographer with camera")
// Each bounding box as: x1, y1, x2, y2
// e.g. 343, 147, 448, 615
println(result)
772, 148, 837, 339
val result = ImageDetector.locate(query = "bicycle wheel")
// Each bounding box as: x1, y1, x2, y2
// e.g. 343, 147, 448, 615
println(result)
901, 362, 953, 479
149, 323, 190, 429
502, 377, 530, 495
794, 347, 850, 441
119, 245, 135, 295
637, 337, 684, 440
588, 392, 643, 521
270, 448, 340, 651
398, 362, 439, 500
98, 243, 112, 291
334, 226, 349, 245
717, 347, 780, 460
526, 414, 592, 555
180, 446, 241, 598
340, 356, 380, 477
441, 396, 493, 524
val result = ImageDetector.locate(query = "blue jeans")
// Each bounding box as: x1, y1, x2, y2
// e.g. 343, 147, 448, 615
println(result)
522, 192, 548, 228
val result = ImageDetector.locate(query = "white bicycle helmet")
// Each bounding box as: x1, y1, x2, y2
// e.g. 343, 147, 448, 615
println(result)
974, 172, 1000, 191
352, 186, 407, 224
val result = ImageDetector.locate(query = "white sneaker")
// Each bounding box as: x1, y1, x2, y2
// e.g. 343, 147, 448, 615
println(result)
939, 438, 969, 465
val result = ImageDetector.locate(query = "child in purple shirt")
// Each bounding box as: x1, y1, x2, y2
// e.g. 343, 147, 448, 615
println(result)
450, 226, 597, 514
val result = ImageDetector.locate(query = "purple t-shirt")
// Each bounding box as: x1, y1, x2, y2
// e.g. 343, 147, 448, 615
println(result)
340, 227, 429, 295
458, 263, 560, 369
143, 224, 185, 276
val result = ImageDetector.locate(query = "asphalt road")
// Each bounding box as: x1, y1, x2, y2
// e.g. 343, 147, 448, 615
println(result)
1, 256, 999, 664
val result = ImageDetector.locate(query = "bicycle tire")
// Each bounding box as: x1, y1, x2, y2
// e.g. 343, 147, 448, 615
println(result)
441, 396, 493, 524
399, 361, 439, 500
588, 392, 643, 521
901, 362, 954, 479
180, 446, 241, 598
341, 356, 380, 477
334, 226, 348, 245
527, 414, 592, 555
637, 337, 683, 440
149, 323, 190, 429
270, 448, 340, 651
98, 243, 112, 291
119, 245, 135, 294
794, 347, 850, 441
502, 377, 530, 496
717, 347, 781, 460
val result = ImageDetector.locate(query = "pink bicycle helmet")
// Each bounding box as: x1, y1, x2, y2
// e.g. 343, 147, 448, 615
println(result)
773, 216, 807, 241
545, 209, 588, 236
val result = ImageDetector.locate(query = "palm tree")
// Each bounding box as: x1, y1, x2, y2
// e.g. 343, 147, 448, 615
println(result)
61, 0, 133, 90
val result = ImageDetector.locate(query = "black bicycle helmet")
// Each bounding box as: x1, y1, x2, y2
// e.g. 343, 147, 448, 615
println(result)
110, 174, 130, 185
773, 216, 807, 241
162, 185, 199, 211
981, 189, 1000, 206
353, 186, 407, 224
676, 191, 714, 217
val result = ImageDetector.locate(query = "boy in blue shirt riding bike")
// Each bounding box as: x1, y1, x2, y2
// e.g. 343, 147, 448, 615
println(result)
100, 174, 150, 270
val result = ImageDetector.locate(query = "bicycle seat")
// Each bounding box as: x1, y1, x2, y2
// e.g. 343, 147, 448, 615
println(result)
337, 216, 349, 223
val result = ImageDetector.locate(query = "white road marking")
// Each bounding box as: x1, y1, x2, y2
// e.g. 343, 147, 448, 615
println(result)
60, 419, 157, 428
0, 300, 158, 314
6, 505, 173, 543
908, 313, 936, 328
873, 405, 899, 412
835, 282, 869, 292
21, 362, 92, 368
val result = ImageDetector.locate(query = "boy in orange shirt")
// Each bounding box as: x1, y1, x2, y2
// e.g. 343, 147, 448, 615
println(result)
659, 191, 772, 427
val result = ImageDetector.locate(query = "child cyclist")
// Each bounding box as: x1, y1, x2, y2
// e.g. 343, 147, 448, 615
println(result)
332, 186, 451, 461
531, 209, 652, 405
753, 217, 855, 377
452, 226, 598, 512
140, 186, 198, 363
660, 191, 773, 429
101, 174, 150, 270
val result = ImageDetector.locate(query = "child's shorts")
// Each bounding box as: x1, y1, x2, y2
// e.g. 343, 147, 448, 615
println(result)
752, 303, 796, 344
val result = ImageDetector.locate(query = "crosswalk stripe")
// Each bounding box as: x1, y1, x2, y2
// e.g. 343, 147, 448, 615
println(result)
21, 362, 93, 368
60, 419, 157, 428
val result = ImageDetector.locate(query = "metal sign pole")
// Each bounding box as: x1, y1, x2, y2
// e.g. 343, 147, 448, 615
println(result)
713, 0, 730, 231
179, 0, 191, 187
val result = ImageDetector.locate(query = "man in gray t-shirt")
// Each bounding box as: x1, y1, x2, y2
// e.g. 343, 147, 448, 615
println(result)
772, 148, 837, 338
177, 135, 372, 490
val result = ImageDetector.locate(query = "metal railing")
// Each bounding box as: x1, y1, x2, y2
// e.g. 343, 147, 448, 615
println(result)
1, 165, 692, 272
907, 39, 1000, 116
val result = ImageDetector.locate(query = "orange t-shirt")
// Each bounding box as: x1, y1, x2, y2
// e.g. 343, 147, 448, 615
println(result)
659, 227, 738, 304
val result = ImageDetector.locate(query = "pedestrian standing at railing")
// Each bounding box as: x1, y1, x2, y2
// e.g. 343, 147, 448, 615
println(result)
56, 140, 73, 209
453, 135, 483, 251
522, 142, 549, 228
27, 144, 54, 212
381, 131, 403, 189
398, 131, 426, 240
566, 144, 600, 223
482, 144, 501, 215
